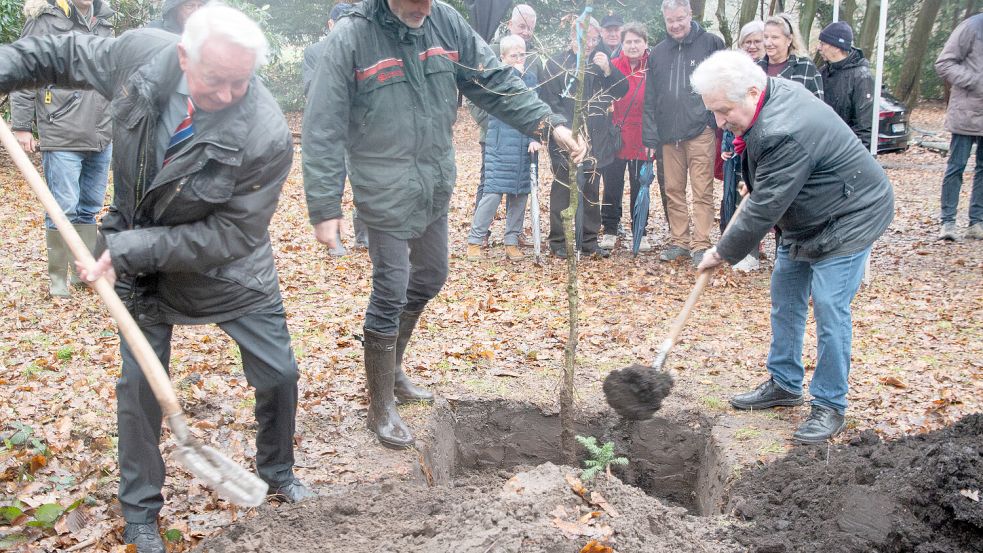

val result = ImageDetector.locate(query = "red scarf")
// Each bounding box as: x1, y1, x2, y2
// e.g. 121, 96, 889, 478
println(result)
732, 84, 768, 155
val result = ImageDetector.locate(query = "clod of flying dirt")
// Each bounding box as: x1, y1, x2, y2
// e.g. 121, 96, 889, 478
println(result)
602, 364, 674, 420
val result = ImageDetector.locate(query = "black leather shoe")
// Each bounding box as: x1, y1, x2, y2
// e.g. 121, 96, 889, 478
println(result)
268, 478, 317, 503
730, 378, 804, 410
123, 522, 164, 553
793, 404, 846, 444
551, 247, 568, 259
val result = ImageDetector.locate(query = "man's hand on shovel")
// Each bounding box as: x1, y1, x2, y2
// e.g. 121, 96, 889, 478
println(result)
697, 246, 724, 272
76, 250, 116, 286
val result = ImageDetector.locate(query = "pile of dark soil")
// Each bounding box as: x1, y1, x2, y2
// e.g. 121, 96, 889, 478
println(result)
726, 413, 983, 553
195, 463, 735, 553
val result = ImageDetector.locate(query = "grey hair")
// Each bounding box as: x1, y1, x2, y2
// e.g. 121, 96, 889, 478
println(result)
180, 3, 270, 69
499, 34, 526, 56
737, 20, 765, 47
691, 50, 768, 102
568, 16, 601, 37
661, 0, 691, 13
621, 21, 648, 44
764, 14, 805, 56
512, 4, 536, 22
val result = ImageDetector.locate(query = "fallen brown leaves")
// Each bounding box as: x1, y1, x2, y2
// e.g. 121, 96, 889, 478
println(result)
0, 104, 980, 551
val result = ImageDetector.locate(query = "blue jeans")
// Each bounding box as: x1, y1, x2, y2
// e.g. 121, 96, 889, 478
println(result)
940, 133, 983, 225
767, 245, 871, 414
41, 146, 112, 228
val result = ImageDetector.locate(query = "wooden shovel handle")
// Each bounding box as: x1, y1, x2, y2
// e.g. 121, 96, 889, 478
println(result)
0, 120, 183, 418
664, 196, 750, 347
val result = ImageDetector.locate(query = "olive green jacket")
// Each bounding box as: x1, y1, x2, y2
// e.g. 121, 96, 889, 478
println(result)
302, 0, 563, 238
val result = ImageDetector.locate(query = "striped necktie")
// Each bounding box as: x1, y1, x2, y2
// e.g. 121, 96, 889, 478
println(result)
163, 97, 195, 166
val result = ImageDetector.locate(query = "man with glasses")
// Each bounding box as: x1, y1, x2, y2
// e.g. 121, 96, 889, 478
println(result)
642, 0, 724, 267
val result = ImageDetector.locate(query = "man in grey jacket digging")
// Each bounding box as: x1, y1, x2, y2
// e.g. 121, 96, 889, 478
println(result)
1, 5, 312, 552
693, 51, 894, 444
10, 0, 113, 297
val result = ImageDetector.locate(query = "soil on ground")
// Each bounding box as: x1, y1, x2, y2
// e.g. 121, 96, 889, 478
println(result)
728, 413, 983, 553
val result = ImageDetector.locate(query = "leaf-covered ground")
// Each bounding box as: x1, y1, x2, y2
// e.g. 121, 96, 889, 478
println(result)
0, 104, 979, 551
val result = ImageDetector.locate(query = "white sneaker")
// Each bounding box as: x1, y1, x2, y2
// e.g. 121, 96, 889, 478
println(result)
637, 235, 653, 252
599, 234, 617, 249
732, 254, 761, 272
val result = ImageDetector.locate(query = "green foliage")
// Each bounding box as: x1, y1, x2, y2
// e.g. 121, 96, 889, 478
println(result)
56, 346, 73, 361
164, 528, 183, 542
0, 498, 81, 530
261, 55, 304, 113
575, 435, 628, 482
0, 501, 24, 524
112, 0, 156, 34
0, 0, 24, 44
241, 0, 329, 43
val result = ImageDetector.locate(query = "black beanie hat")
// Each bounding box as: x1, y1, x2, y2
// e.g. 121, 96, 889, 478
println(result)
819, 21, 853, 50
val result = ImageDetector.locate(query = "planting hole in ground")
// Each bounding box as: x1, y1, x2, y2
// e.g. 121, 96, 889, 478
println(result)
416, 398, 726, 515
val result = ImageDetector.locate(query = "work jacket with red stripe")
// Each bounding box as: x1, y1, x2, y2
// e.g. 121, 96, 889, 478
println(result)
302, 0, 562, 238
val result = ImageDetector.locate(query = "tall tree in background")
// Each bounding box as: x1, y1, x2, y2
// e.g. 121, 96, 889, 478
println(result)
799, 0, 818, 50
857, 0, 880, 56
739, 0, 759, 33
895, 0, 942, 106
692, 0, 707, 20
717, 0, 733, 46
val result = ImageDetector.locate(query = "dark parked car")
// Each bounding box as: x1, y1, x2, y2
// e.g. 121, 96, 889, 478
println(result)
877, 91, 910, 153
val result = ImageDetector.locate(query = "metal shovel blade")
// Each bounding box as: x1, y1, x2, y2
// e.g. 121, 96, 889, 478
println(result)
168, 415, 268, 507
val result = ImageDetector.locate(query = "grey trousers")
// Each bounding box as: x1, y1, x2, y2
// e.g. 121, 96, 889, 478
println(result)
467, 192, 528, 245
117, 307, 299, 524
365, 215, 449, 335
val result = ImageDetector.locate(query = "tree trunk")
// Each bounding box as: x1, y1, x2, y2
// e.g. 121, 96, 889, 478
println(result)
965, 0, 979, 21
895, 0, 943, 107
717, 0, 734, 47
739, 0, 758, 37
799, 0, 818, 50
560, 3, 590, 467
692, 0, 707, 20
841, 0, 859, 27
857, 0, 881, 57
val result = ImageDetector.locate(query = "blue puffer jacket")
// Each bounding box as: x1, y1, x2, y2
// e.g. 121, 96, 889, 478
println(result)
483, 69, 536, 196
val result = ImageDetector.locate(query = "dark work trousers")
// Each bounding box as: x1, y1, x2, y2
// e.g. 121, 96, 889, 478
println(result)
473, 142, 486, 210
653, 146, 669, 222
365, 215, 449, 335
117, 307, 299, 524
601, 158, 646, 236
548, 145, 601, 253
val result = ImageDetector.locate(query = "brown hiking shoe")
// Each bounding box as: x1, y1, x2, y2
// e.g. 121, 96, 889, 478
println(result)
505, 245, 524, 261
466, 244, 483, 260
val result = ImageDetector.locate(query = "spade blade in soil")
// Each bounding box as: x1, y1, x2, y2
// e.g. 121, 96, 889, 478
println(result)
168, 414, 268, 507
603, 364, 674, 420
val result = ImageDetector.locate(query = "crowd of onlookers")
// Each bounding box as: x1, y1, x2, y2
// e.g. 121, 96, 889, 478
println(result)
445, 1, 980, 268
447, 0, 902, 270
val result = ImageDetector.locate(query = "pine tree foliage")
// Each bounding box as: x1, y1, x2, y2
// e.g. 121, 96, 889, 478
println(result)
576, 435, 629, 482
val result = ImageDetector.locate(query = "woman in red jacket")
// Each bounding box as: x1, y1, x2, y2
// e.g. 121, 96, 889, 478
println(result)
600, 22, 655, 252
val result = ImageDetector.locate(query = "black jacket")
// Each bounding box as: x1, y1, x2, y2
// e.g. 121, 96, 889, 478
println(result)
820, 48, 874, 148
0, 29, 294, 324
716, 78, 893, 263
540, 47, 628, 169
642, 21, 724, 147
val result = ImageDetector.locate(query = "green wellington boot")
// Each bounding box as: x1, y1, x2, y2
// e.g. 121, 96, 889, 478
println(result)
363, 328, 415, 449
45, 229, 70, 298
393, 309, 434, 403
70, 224, 98, 287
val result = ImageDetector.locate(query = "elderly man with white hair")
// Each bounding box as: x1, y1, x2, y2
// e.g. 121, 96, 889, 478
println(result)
1, 5, 311, 551
693, 50, 894, 444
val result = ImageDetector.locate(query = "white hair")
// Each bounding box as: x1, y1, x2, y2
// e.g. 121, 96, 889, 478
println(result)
511, 4, 536, 22
691, 50, 767, 102
499, 34, 525, 56
738, 20, 765, 46
661, 0, 691, 13
568, 16, 601, 37
180, 4, 269, 69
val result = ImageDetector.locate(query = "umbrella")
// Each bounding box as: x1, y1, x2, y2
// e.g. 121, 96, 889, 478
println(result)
631, 161, 654, 256
529, 152, 541, 263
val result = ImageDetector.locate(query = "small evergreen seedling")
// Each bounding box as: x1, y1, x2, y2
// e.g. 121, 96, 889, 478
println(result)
576, 435, 628, 481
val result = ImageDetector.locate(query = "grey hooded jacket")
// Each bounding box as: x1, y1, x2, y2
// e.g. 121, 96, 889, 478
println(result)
716, 78, 894, 264
0, 29, 294, 324
935, 14, 983, 136
9, 0, 113, 152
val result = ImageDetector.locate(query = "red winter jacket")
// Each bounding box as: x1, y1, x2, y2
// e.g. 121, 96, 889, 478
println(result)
611, 51, 648, 160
